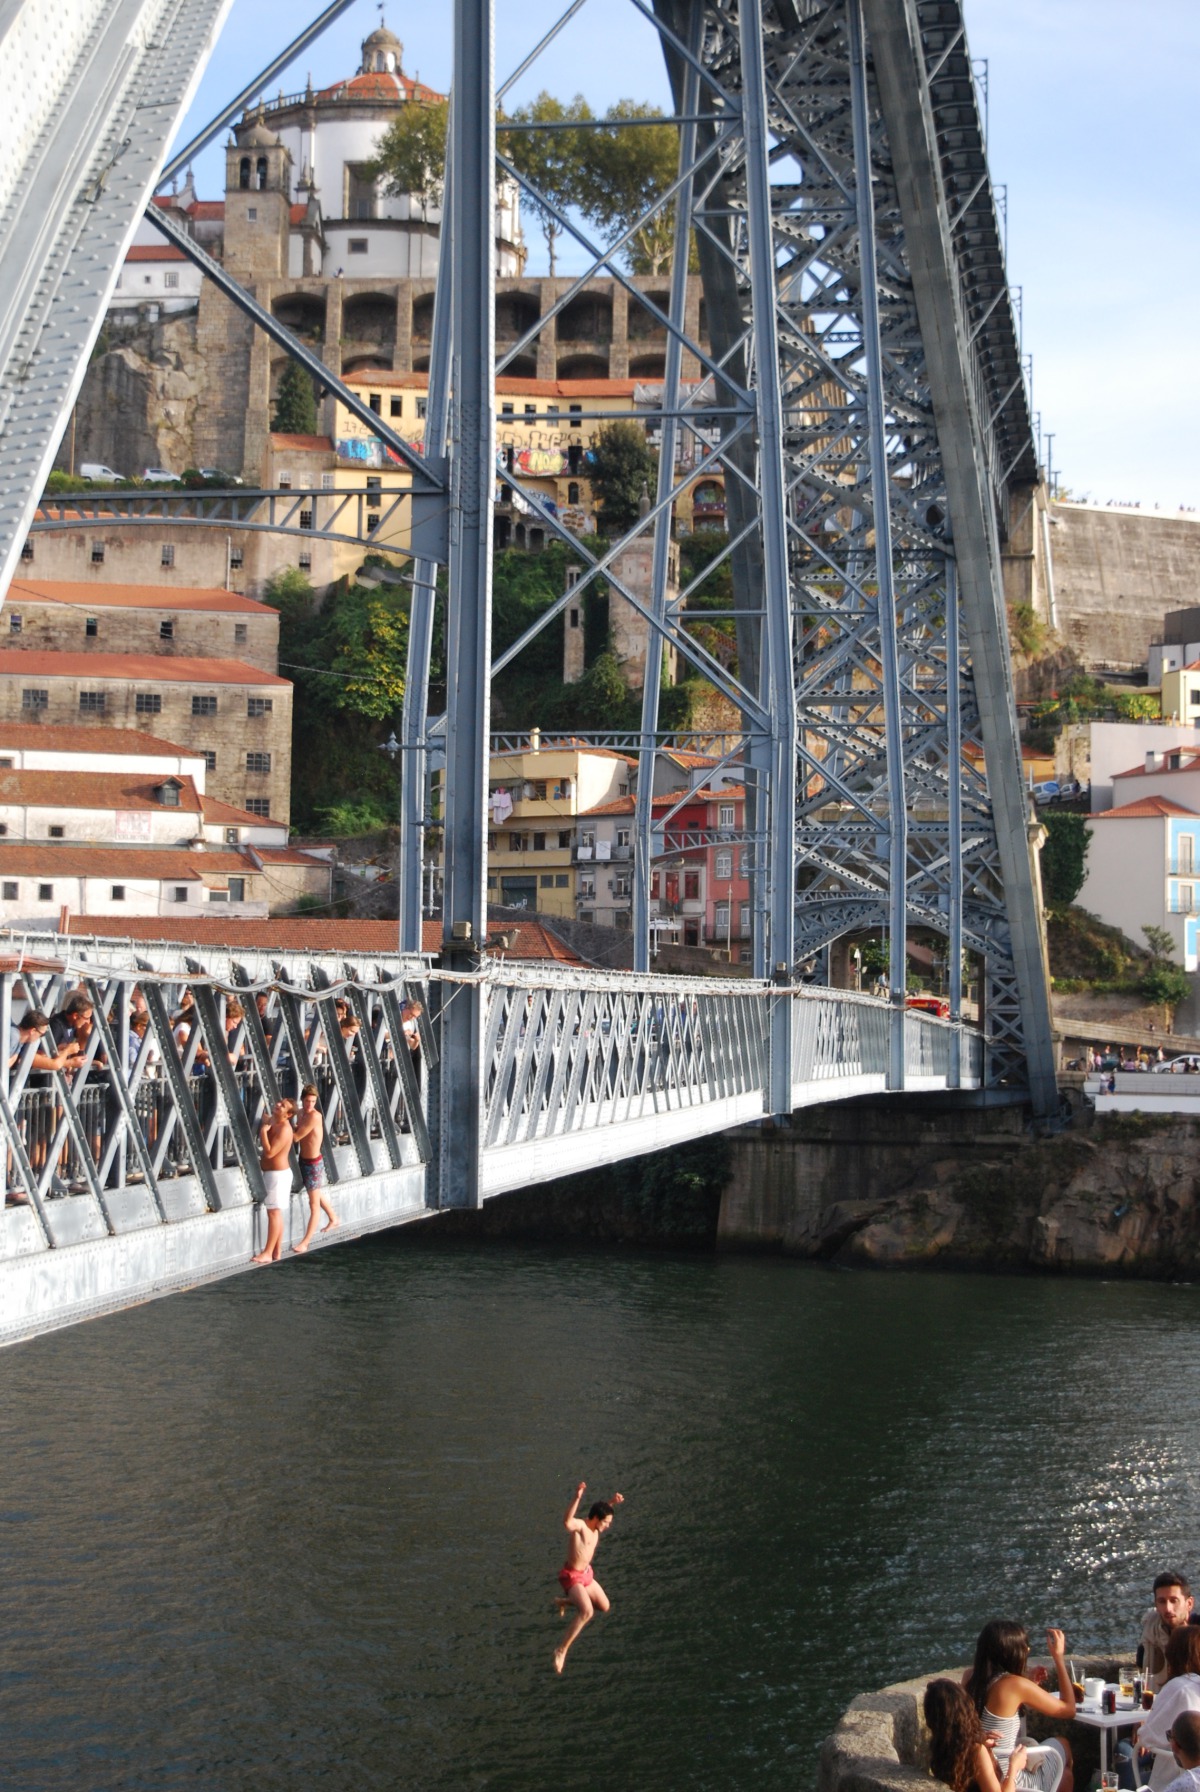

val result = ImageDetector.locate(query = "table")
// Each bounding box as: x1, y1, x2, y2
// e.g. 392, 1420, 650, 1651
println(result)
1071, 1691, 1142, 1774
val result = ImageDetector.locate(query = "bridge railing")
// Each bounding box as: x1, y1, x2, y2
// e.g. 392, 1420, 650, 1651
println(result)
0, 960, 433, 1257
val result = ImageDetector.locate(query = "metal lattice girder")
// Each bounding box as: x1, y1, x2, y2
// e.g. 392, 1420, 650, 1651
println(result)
0, 0, 237, 601
640, 0, 1055, 1108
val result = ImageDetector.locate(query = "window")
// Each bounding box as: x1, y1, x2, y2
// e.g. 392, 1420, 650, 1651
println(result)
618, 783, 629, 797
8, 613, 20, 634
616, 828, 631, 848
245, 798, 270, 817
368, 392, 381, 415
416, 398, 428, 420
540, 874, 554, 889
555, 874, 569, 888
19, 542, 32, 562
569, 606, 579, 629
684, 872, 700, 901
651, 873, 661, 898
38, 883, 53, 900
229, 546, 244, 570
558, 832, 570, 849
163, 272, 179, 290
348, 237, 368, 254
159, 618, 174, 640
172, 886, 188, 902
613, 876, 631, 898
158, 544, 175, 570
299, 549, 313, 569
278, 470, 292, 489
246, 751, 271, 773
299, 508, 313, 530
1181, 835, 1195, 874
579, 911, 594, 925
569, 403, 582, 417
228, 877, 245, 902
135, 692, 162, 714
486, 874, 497, 888
739, 848, 750, 876
321, 473, 335, 491
234, 623, 247, 646
715, 850, 732, 881
85, 616, 98, 637
1182, 885, 1195, 913
579, 877, 595, 898
202, 751, 217, 772
501, 402, 514, 417
246, 205, 257, 220
91, 540, 105, 564
111, 884, 125, 901
525, 404, 536, 419
509, 832, 525, 852
156, 780, 181, 807
533, 833, 546, 851
718, 803, 735, 828
48, 825, 64, 839
568, 481, 580, 505
366, 476, 382, 508
247, 697, 272, 716
1, 882, 16, 900
715, 902, 730, 934
224, 827, 239, 845
192, 695, 217, 716
740, 901, 751, 937
79, 691, 106, 713
390, 396, 402, 417
22, 689, 47, 710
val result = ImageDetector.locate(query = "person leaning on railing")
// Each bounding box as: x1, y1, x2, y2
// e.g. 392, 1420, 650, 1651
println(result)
5, 1011, 76, 1203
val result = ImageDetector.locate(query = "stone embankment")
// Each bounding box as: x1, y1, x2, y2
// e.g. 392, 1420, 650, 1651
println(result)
819, 1660, 1131, 1792
719, 1096, 1200, 1276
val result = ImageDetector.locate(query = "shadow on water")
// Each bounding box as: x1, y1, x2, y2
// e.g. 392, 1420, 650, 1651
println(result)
1, 1237, 1199, 1790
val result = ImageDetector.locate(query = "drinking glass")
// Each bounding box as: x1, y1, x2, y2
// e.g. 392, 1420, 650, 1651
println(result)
1119, 1667, 1135, 1699
1101, 1772, 1119, 1791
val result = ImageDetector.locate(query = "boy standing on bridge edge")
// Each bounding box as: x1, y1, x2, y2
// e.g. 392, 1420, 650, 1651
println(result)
554, 1481, 624, 1675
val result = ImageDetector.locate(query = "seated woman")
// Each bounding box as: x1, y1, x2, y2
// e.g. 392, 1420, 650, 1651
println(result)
1134, 1622, 1200, 1789
965, 1622, 1076, 1792
926, 1679, 1029, 1792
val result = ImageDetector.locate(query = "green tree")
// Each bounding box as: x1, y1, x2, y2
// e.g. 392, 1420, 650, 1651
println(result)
1143, 924, 1177, 963
577, 101, 681, 274
498, 91, 592, 276
272, 360, 318, 435
1039, 811, 1090, 907
366, 97, 449, 204
587, 419, 657, 535
1141, 925, 1191, 1012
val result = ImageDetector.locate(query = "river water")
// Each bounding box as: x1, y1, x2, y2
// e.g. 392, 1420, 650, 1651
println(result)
3, 1240, 1200, 1791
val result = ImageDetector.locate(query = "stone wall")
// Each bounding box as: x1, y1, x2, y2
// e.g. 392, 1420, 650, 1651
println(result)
1043, 503, 1200, 672
4, 596, 278, 675
62, 311, 203, 479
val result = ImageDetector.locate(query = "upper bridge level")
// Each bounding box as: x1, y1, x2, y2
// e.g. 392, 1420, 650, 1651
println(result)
0, 936, 983, 1346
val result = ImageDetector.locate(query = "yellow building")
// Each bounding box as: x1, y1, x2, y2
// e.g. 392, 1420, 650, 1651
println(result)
436, 733, 634, 918
1160, 663, 1197, 725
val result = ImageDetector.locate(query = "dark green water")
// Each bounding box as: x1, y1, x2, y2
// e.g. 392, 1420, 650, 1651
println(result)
2, 1241, 1199, 1791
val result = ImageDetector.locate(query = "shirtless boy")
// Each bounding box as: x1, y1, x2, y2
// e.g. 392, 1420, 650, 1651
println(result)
554, 1480, 624, 1675
292, 1083, 337, 1253
252, 1098, 294, 1263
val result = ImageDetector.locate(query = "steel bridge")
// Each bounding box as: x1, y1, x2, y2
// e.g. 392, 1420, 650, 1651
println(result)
0, 0, 1055, 1342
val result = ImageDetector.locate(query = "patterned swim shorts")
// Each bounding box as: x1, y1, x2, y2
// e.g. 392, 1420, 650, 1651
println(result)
300, 1156, 327, 1191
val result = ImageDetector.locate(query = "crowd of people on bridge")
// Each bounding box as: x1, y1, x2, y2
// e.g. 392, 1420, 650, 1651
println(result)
924, 1572, 1200, 1792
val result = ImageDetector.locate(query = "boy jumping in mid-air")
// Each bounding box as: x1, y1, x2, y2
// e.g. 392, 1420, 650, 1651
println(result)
554, 1480, 624, 1675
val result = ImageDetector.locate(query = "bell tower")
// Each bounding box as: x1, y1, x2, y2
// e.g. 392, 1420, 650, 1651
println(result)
223, 107, 293, 280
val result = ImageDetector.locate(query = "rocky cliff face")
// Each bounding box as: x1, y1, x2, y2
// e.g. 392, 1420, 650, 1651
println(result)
719, 1103, 1200, 1276
62, 312, 204, 477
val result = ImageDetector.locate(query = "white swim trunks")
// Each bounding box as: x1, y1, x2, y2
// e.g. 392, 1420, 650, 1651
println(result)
262, 1168, 292, 1210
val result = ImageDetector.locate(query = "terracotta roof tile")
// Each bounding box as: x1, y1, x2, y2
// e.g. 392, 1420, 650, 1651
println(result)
124, 244, 188, 263
0, 770, 202, 812
7, 578, 273, 616
269, 433, 333, 451
0, 649, 289, 687
1094, 796, 1200, 820
0, 723, 202, 757
1114, 754, 1200, 779
40, 915, 581, 963
200, 794, 285, 828
0, 844, 215, 878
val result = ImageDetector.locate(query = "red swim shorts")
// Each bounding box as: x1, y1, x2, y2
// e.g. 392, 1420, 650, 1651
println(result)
558, 1564, 594, 1593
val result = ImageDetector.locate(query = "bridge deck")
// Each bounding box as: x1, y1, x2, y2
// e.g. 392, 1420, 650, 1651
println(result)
0, 938, 983, 1347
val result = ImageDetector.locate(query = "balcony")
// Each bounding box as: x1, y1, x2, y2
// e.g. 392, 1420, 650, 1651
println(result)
574, 843, 632, 863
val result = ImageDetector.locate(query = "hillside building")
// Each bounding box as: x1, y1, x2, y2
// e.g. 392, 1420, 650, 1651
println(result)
1, 579, 279, 673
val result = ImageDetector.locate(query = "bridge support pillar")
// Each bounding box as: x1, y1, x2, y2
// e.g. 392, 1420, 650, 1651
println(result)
436, 0, 495, 1208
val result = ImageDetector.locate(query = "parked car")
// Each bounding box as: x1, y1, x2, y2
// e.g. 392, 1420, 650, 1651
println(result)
197, 467, 244, 485
1032, 780, 1061, 803
1152, 1053, 1200, 1074
141, 467, 179, 484
78, 462, 125, 482
906, 994, 950, 1019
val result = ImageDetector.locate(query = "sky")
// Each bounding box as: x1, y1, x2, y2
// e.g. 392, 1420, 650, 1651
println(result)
170, 0, 1199, 511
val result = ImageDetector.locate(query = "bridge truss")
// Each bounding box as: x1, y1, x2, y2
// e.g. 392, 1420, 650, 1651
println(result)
0, 0, 1058, 1262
